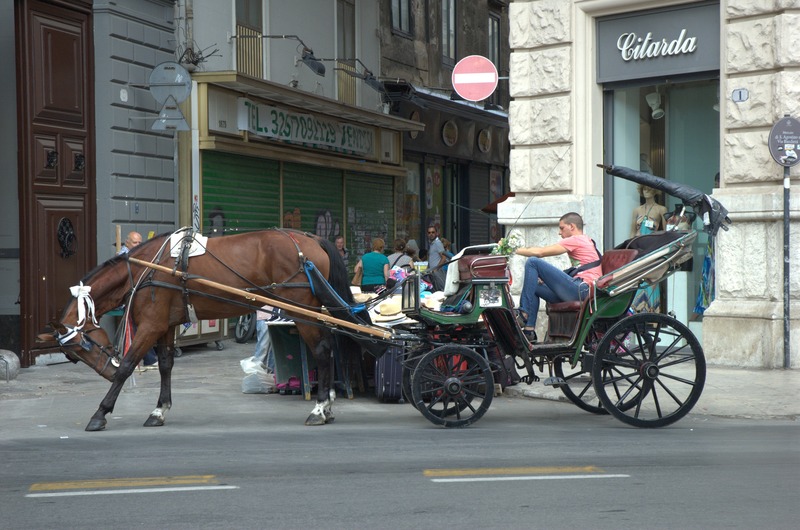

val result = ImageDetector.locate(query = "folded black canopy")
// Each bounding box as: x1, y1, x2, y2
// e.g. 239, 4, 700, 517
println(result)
599, 164, 732, 236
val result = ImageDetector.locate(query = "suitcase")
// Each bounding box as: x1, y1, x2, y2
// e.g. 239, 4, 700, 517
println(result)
375, 343, 404, 403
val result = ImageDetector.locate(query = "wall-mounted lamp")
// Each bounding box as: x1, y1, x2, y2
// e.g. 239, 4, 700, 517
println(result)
317, 58, 383, 92
228, 33, 326, 77
645, 91, 665, 120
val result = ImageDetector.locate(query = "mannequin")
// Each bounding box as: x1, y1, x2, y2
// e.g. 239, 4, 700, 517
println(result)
631, 185, 668, 237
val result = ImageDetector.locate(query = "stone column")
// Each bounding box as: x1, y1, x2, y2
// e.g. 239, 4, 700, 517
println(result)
702, 3, 799, 368
500, 0, 602, 337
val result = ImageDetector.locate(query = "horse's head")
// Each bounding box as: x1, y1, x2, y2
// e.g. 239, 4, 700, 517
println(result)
39, 321, 119, 381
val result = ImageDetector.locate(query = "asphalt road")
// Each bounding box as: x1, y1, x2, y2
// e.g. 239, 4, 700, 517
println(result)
2, 356, 798, 530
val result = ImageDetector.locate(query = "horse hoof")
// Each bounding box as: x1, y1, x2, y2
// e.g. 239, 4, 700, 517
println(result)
143, 415, 165, 427
304, 413, 326, 426
85, 418, 107, 432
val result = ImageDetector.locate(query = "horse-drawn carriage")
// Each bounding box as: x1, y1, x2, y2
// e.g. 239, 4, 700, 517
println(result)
42, 164, 730, 431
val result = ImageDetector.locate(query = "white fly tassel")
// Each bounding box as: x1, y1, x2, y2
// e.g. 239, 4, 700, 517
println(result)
69, 282, 98, 329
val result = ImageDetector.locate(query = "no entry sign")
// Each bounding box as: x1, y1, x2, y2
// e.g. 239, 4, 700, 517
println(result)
451, 55, 498, 102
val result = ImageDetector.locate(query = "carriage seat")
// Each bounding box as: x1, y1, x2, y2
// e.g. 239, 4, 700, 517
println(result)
546, 249, 639, 312
545, 249, 639, 340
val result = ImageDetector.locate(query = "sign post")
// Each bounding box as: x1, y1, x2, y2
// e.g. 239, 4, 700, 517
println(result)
768, 115, 800, 369
451, 55, 498, 102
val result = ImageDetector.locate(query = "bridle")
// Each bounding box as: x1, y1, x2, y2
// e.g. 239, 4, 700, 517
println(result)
56, 325, 121, 374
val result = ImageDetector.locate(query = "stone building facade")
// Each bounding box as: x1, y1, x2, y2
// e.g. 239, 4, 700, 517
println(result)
503, 0, 798, 368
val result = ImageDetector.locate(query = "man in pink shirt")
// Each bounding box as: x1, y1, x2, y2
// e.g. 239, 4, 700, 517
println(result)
514, 212, 602, 342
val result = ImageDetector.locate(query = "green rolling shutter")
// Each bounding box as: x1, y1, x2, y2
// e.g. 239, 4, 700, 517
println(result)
282, 163, 344, 241
345, 173, 394, 260
201, 151, 281, 233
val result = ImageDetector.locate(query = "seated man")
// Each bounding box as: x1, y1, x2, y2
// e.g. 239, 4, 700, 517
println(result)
514, 212, 602, 341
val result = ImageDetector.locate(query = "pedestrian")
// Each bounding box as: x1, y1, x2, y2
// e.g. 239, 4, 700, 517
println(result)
353, 238, 389, 293
117, 230, 158, 369
387, 238, 413, 269
118, 231, 142, 254
514, 212, 602, 342
253, 305, 276, 373
334, 235, 349, 262
404, 239, 420, 262
426, 226, 445, 268
440, 237, 455, 269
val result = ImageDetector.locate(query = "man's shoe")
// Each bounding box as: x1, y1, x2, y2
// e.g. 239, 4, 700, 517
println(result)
523, 329, 538, 343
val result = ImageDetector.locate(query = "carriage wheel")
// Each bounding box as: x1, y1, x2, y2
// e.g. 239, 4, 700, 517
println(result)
411, 345, 494, 428
591, 313, 705, 428
234, 312, 257, 343
553, 355, 607, 415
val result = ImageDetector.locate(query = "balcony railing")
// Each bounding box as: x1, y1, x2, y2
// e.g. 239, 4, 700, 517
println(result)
235, 24, 263, 78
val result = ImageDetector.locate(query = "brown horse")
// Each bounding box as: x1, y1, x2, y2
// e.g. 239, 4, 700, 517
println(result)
39, 228, 374, 431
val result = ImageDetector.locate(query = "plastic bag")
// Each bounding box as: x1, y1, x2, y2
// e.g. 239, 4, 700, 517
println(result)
240, 356, 276, 394
241, 371, 276, 394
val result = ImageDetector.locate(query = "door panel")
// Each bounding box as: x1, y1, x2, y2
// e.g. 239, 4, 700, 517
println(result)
36, 197, 90, 327
31, 13, 86, 126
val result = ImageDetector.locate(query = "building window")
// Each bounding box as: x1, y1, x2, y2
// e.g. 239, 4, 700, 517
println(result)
338, 0, 355, 58
392, 0, 411, 35
488, 13, 500, 67
442, 0, 456, 65
236, 0, 262, 31
487, 12, 501, 105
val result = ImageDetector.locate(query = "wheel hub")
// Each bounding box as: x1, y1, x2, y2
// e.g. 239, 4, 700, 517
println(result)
641, 362, 660, 380
443, 376, 463, 396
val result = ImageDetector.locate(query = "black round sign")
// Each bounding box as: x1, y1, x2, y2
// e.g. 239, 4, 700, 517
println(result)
769, 116, 800, 167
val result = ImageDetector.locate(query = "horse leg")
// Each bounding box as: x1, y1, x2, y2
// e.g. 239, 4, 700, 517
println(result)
305, 336, 335, 426
143, 329, 176, 427
85, 338, 150, 431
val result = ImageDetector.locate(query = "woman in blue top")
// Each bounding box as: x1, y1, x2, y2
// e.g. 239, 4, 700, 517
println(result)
354, 238, 389, 292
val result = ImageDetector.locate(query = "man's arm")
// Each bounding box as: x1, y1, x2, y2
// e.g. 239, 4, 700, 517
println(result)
515, 243, 567, 258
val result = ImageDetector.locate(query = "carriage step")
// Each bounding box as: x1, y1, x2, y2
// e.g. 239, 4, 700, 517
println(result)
542, 376, 566, 387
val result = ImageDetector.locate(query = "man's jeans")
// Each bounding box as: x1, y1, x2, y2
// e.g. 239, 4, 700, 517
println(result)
520, 257, 591, 327
254, 319, 275, 372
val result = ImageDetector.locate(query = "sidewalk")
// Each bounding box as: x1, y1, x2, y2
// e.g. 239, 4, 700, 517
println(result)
1, 338, 798, 421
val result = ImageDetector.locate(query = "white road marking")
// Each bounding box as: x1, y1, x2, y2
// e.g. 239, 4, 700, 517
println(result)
431, 473, 630, 483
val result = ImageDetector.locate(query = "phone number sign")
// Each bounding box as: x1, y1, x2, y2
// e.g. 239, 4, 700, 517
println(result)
237, 98, 374, 156
769, 115, 800, 167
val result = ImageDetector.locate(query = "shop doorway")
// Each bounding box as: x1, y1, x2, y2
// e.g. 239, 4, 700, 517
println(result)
604, 78, 719, 340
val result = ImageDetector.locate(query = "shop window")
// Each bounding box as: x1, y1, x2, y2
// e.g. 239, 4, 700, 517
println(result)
604, 79, 720, 336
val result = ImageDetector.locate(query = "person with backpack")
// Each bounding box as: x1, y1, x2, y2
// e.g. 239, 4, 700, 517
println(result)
514, 212, 602, 342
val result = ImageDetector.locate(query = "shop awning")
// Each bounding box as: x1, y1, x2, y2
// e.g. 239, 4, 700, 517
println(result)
192, 72, 425, 133
481, 192, 515, 214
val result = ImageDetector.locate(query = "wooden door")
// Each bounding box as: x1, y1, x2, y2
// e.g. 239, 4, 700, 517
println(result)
16, 0, 95, 366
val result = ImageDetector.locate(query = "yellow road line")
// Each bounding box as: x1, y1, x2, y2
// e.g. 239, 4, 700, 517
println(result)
29, 475, 218, 492
423, 466, 602, 478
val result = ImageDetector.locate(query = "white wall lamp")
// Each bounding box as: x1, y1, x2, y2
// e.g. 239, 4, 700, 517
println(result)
645, 91, 665, 120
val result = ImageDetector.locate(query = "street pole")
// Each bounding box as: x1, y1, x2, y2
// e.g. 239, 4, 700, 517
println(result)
768, 115, 797, 370
783, 164, 790, 369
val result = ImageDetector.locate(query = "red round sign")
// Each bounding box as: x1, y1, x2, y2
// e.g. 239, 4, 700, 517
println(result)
451, 55, 499, 102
